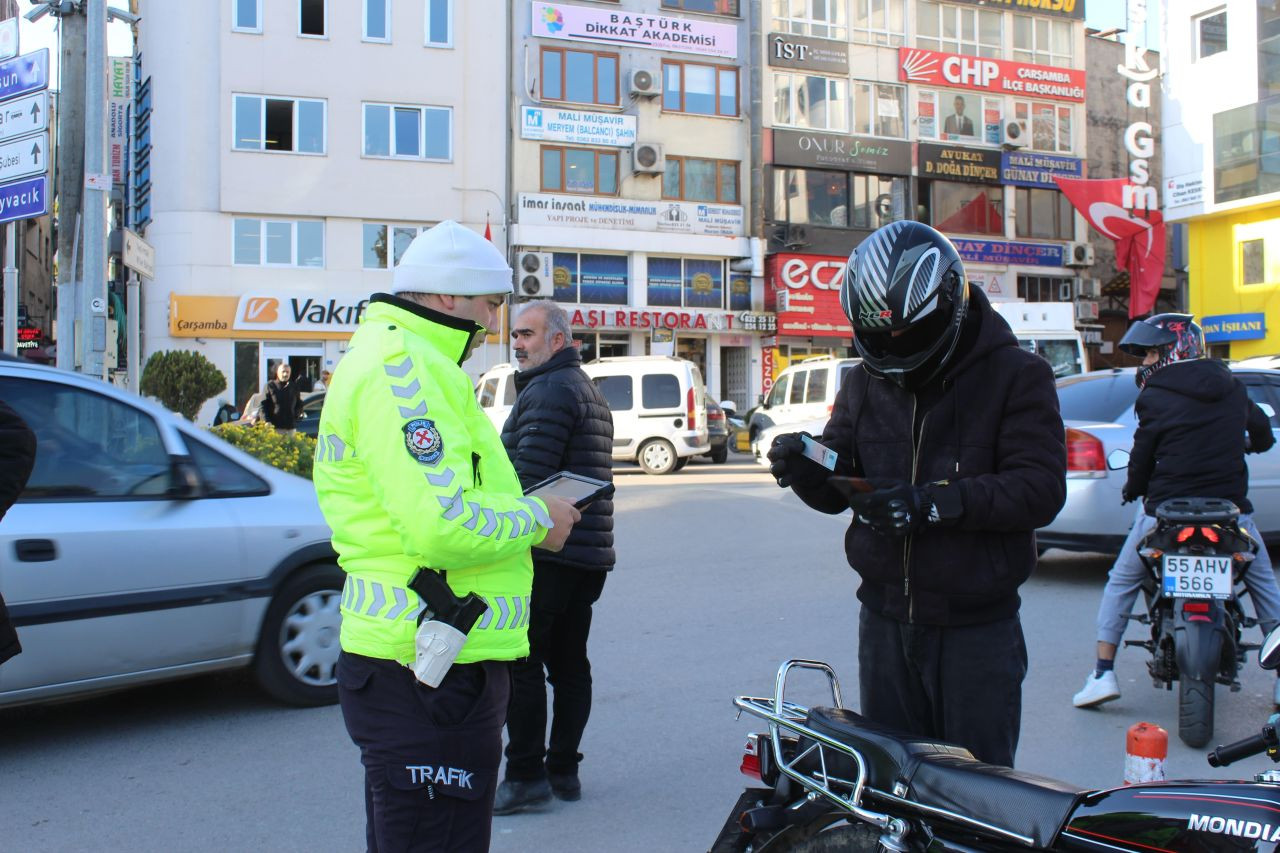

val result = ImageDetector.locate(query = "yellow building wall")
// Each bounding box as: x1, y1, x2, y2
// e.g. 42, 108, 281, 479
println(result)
1189, 203, 1280, 359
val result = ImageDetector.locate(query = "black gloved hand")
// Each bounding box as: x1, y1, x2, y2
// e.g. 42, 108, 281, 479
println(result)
1121, 487, 1137, 505
848, 478, 931, 537
767, 432, 829, 490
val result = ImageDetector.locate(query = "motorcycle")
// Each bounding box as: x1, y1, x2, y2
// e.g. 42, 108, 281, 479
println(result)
1124, 497, 1261, 748
709, 628, 1280, 853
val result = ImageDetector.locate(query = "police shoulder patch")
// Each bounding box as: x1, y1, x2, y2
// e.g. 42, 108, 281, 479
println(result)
403, 418, 444, 465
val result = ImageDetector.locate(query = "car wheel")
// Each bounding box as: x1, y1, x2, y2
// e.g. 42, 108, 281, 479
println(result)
253, 562, 344, 707
638, 439, 678, 475
711, 446, 728, 464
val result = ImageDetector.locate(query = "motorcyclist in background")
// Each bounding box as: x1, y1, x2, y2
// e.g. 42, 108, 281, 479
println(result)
1073, 314, 1280, 708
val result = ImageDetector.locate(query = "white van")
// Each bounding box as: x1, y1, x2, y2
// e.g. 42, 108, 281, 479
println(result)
992, 301, 1089, 379
747, 356, 860, 457
475, 356, 709, 475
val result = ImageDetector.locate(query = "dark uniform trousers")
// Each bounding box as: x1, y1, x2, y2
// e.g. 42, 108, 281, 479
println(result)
857, 606, 1028, 768
504, 565, 607, 781
338, 651, 511, 853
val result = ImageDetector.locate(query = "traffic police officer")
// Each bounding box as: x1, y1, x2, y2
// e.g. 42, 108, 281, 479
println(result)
314, 220, 580, 852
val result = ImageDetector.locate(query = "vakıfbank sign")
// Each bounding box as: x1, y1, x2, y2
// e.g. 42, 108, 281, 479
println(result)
531, 2, 738, 59
170, 293, 369, 339
519, 192, 744, 237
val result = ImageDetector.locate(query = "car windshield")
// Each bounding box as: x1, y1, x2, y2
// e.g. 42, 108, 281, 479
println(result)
1056, 371, 1140, 423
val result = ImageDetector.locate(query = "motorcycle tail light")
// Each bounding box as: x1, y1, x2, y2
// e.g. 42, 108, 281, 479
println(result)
1235, 551, 1257, 563
740, 734, 763, 780
1140, 547, 1163, 559
1200, 527, 1220, 543
1176, 526, 1196, 543
1183, 602, 1211, 613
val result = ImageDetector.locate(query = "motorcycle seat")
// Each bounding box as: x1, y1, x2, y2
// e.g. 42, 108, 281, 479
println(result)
806, 707, 1082, 847
1155, 497, 1240, 524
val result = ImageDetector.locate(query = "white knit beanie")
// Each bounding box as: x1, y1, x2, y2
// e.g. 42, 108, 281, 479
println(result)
391, 220, 513, 296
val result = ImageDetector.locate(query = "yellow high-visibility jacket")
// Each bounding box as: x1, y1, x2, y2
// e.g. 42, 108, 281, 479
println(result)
313, 294, 551, 665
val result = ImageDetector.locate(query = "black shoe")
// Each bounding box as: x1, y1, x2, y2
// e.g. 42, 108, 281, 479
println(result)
493, 778, 552, 815
548, 773, 581, 802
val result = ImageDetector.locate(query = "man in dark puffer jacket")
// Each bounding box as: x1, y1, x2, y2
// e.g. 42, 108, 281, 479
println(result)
494, 300, 615, 814
1, 398, 37, 666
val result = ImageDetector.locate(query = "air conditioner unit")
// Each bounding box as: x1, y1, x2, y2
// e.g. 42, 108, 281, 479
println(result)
1076, 278, 1101, 299
629, 68, 659, 98
1075, 300, 1100, 322
1002, 120, 1028, 149
516, 250, 554, 299
632, 142, 665, 175
1065, 241, 1096, 267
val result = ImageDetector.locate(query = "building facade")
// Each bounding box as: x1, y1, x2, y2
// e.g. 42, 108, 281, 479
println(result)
1163, 0, 1278, 358
135, 0, 508, 422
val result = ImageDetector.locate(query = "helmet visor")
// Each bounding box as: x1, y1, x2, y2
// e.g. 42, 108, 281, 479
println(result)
1118, 321, 1176, 357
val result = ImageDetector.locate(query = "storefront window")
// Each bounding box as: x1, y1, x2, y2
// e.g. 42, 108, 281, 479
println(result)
918, 90, 1002, 145
1014, 188, 1074, 240
577, 333, 630, 363
551, 252, 628, 305
647, 257, 729, 309
773, 168, 906, 230
928, 181, 1004, 236
729, 274, 751, 311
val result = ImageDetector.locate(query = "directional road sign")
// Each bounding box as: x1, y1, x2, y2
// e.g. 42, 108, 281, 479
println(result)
0, 175, 47, 226
0, 91, 47, 145
0, 48, 48, 103
0, 132, 46, 183
123, 229, 155, 279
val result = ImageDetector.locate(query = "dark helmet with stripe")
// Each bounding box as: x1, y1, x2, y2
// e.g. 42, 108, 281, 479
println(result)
839, 221, 969, 390
1119, 313, 1205, 389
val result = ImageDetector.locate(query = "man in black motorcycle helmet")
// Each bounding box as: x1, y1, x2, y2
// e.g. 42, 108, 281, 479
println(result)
1073, 314, 1280, 709
768, 221, 1066, 767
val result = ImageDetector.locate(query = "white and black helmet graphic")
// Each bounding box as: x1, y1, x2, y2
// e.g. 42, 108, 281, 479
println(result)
840, 221, 969, 389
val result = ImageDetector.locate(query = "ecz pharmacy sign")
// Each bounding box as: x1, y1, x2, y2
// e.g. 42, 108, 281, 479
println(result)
531, 2, 738, 60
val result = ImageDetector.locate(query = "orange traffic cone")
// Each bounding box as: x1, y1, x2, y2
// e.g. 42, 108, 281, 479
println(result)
1124, 721, 1168, 784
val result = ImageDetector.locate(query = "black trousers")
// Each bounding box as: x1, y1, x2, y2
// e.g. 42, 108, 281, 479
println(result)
337, 651, 511, 853
504, 566, 607, 781
857, 606, 1027, 768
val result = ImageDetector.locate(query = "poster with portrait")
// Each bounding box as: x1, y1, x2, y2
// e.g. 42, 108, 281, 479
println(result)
940, 92, 980, 142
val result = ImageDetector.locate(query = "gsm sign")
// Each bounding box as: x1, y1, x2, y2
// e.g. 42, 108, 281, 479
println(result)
779, 258, 845, 290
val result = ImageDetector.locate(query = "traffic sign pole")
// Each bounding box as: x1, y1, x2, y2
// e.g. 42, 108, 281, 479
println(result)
2, 220, 13, 355
81, 0, 107, 379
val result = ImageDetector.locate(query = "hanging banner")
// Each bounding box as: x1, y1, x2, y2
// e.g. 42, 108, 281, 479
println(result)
1055, 176, 1165, 318
899, 47, 1086, 102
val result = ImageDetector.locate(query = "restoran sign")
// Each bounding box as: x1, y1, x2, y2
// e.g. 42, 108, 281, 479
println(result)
899, 47, 1086, 103
531, 2, 737, 60
519, 192, 744, 237
569, 305, 742, 332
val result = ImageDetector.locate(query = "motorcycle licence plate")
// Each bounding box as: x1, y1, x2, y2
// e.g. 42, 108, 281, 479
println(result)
1161, 554, 1233, 599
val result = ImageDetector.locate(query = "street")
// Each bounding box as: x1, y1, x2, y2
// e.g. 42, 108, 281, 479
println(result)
4, 459, 1280, 852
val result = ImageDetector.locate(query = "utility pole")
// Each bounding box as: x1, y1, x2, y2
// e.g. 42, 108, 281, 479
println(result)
80, 0, 107, 379
55, 5, 84, 370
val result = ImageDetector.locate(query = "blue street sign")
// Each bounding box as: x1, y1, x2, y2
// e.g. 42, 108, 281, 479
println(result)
0, 175, 49, 225
0, 48, 49, 104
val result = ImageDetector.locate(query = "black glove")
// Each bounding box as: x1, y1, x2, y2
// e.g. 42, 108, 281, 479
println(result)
848, 479, 964, 537
1121, 486, 1138, 505
767, 432, 829, 490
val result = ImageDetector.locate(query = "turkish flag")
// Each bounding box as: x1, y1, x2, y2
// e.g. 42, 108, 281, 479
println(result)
1053, 177, 1165, 318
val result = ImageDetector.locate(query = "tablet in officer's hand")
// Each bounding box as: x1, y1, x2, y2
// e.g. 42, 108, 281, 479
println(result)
523, 471, 614, 509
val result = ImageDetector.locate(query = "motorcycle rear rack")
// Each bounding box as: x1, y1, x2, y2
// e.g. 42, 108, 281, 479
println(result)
733, 659, 1037, 848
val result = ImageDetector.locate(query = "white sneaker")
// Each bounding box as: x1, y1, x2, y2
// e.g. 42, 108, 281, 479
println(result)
1073, 670, 1121, 708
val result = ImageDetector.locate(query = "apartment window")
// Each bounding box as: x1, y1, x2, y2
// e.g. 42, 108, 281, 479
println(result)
662, 0, 739, 15
927, 182, 1003, 236
233, 95, 326, 153
299, 0, 326, 37
1196, 9, 1228, 59
540, 146, 619, 195
773, 72, 847, 131
552, 252, 628, 305
233, 0, 261, 32
663, 61, 738, 116
663, 156, 739, 203
234, 218, 325, 267
1244, 239, 1266, 284
916, 0, 1001, 58
1014, 100, 1072, 153
918, 90, 1002, 145
363, 224, 432, 269
364, 0, 389, 41
1015, 188, 1074, 240
1012, 14, 1073, 67
541, 48, 620, 106
773, 168, 906, 229
425, 0, 451, 46
648, 257, 727, 309
363, 103, 451, 160
772, 0, 847, 40
852, 0, 905, 46
853, 81, 905, 137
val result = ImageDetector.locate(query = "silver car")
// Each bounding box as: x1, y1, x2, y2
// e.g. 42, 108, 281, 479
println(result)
0, 357, 341, 708
1037, 366, 1280, 555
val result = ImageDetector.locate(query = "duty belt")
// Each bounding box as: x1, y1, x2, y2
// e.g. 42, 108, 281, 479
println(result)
341, 577, 531, 631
